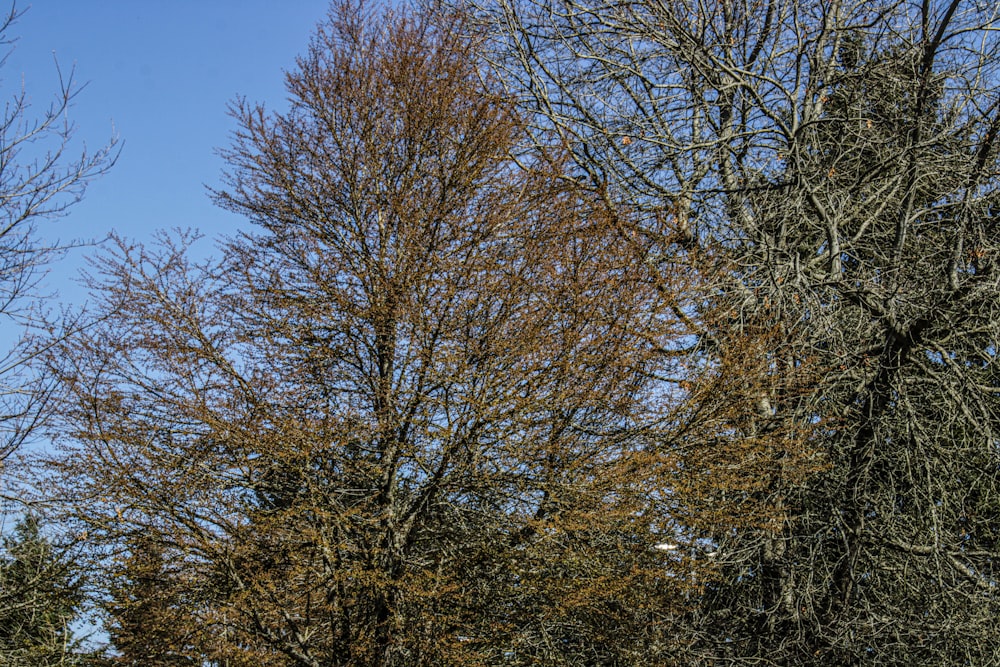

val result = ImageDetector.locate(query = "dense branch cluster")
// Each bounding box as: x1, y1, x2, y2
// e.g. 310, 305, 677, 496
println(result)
477, 0, 1000, 662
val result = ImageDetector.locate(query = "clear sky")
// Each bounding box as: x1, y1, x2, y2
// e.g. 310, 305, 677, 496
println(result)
5, 0, 331, 306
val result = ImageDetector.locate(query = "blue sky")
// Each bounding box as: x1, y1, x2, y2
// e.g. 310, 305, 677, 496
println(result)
5, 0, 331, 306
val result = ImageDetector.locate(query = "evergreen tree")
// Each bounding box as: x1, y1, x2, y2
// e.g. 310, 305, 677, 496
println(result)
0, 515, 84, 666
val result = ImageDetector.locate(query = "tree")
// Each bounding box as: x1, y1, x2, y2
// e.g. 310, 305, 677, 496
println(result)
0, 515, 85, 666
477, 0, 1000, 662
46, 2, 731, 664
44, 1, 832, 662
0, 2, 117, 465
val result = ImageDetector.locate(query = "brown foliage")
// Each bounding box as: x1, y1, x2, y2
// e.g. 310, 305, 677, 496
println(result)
43, 2, 822, 665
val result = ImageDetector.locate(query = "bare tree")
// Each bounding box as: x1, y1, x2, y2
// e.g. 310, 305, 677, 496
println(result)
476, 0, 1000, 661
0, 3, 118, 465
